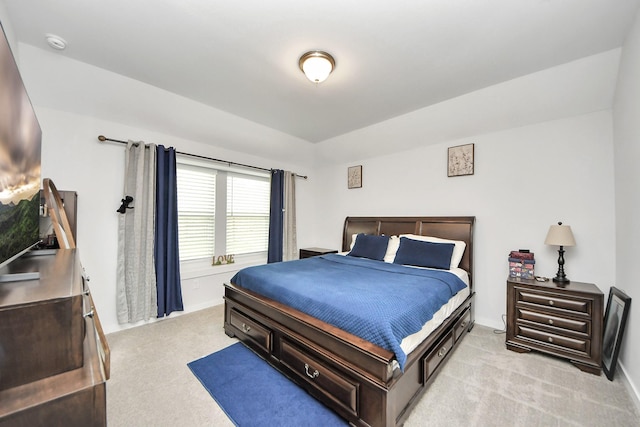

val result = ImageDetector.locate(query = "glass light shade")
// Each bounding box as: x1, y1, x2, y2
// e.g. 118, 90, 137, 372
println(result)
544, 223, 576, 247
299, 51, 335, 83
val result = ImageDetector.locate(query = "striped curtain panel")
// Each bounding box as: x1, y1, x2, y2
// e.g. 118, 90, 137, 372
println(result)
117, 141, 157, 323
283, 171, 297, 261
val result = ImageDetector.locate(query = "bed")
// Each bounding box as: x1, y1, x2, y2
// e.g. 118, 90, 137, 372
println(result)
223, 216, 475, 426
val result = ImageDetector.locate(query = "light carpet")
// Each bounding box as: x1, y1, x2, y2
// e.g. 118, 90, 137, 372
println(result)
106, 305, 640, 426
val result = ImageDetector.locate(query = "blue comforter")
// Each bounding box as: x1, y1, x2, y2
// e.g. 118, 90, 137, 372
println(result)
231, 254, 467, 370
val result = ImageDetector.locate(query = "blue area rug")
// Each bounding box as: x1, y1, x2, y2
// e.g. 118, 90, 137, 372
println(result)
188, 342, 347, 427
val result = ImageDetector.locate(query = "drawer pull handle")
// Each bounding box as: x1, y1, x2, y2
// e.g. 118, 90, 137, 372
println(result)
83, 309, 94, 319
548, 319, 554, 325
241, 323, 251, 333
304, 363, 319, 379
460, 321, 467, 329
438, 346, 448, 358
548, 337, 553, 343
549, 300, 554, 306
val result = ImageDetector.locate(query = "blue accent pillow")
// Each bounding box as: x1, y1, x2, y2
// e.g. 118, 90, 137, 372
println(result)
347, 234, 389, 261
393, 237, 455, 270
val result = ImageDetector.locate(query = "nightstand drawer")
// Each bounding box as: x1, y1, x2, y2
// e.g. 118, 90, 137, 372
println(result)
516, 324, 590, 355
517, 289, 590, 315
517, 308, 590, 335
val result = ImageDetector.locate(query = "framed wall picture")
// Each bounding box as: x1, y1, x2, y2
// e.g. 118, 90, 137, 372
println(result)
448, 143, 474, 177
348, 165, 362, 189
602, 287, 631, 380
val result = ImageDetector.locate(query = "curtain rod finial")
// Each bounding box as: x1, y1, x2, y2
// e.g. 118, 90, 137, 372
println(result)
98, 135, 106, 142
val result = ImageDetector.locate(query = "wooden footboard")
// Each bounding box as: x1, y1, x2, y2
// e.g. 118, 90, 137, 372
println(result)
224, 283, 474, 426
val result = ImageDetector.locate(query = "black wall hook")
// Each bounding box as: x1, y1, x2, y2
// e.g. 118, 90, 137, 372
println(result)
117, 196, 134, 214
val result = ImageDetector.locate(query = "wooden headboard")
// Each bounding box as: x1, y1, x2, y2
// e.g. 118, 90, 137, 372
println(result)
342, 216, 475, 285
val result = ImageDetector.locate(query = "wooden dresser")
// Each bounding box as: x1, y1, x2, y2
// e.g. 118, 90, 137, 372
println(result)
0, 249, 109, 426
506, 277, 603, 375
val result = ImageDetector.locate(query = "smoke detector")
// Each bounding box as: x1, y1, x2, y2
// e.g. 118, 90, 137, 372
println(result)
45, 34, 67, 50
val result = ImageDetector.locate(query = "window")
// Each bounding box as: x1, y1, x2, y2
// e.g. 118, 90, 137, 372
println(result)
227, 173, 270, 254
176, 164, 216, 261
176, 157, 270, 262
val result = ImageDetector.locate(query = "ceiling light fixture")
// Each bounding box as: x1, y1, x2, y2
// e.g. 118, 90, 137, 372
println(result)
45, 34, 67, 50
299, 51, 335, 84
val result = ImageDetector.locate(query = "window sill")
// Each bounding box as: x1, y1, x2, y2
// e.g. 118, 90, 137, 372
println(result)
180, 253, 267, 280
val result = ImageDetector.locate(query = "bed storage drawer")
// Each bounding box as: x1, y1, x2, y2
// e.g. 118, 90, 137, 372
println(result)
229, 308, 272, 353
423, 331, 454, 381
453, 308, 472, 342
280, 339, 359, 417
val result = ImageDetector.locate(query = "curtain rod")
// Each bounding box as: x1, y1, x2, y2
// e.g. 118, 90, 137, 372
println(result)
97, 135, 308, 179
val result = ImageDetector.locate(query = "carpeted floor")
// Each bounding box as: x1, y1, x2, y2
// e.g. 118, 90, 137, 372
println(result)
106, 305, 640, 426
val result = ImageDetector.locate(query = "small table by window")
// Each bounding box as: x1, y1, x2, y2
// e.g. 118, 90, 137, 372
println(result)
299, 247, 338, 259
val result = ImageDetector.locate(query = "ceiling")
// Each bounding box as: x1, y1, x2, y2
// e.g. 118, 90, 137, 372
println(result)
3, 0, 639, 143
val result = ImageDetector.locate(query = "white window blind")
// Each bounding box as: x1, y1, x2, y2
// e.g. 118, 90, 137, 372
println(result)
176, 164, 216, 260
226, 173, 270, 255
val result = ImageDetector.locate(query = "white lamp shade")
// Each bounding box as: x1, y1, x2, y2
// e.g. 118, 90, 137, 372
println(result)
299, 51, 335, 83
544, 223, 576, 247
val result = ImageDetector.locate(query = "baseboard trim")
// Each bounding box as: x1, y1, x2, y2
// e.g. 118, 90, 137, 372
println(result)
618, 361, 640, 414
105, 299, 223, 335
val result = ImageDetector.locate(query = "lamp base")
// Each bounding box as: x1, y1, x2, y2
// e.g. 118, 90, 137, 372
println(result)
552, 276, 570, 286
553, 245, 570, 286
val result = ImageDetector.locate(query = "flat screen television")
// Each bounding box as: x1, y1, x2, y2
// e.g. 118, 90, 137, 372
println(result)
0, 22, 42, 277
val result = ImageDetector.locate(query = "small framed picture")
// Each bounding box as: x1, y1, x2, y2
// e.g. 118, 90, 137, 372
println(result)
602, 287, 631, 380
448, 143, 474, 177
348, 165, 362, 189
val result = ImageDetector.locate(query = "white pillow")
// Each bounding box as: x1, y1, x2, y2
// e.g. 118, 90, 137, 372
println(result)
350, 233, 399, 263
350, 233, 358, 250
399, 234, 466, 269
383, 235, 400, 263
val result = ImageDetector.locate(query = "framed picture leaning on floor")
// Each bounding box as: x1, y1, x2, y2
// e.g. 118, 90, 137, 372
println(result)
602, 287, 631, 380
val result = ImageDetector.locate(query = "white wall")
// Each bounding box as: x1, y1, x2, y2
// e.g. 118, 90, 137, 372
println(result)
14, 45, 319, 333
312, 111, 616, 329
613, 6, 640, 399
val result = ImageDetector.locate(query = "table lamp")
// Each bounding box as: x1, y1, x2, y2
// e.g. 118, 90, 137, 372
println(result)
544, 221, 576, 284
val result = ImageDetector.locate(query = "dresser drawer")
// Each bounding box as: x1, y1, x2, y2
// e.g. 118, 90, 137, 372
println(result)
517, 289, 590, 316
423, 331, 454, 381
516, 324, 590, 355
517, 308, 590, 335
229, 309, 272, 354
280, 339, 359, 417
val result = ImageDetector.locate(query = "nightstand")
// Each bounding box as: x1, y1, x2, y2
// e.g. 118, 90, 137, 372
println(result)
299, 247, 338, 259
506, 277, 603, 375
